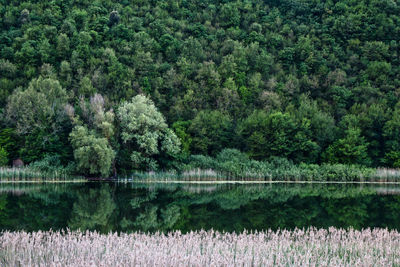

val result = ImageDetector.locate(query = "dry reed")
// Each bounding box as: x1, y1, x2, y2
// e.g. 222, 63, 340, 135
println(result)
1, 228, 399, 266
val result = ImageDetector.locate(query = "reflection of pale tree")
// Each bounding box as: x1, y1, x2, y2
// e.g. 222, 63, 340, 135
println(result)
132, 204, 181, 232
130, 191, 157, 209
161, 204, 181, 229
133, 206, 159, 231
120, 190, 181, 232
68, 185, 116, 232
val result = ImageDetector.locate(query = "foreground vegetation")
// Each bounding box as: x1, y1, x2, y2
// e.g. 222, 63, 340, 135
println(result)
1, 0, 400, 178
1, 228, 399, 266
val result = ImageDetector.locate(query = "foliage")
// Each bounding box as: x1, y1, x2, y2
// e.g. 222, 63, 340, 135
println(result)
0, 146, 8, 166
69, 126, 115, 177
383, 105, 400, 167
6, 77, 69, 135
129, 149, 381, 182
28, 154, 75, 176
117, 95, 180, 170
1, 0, 400, 172
324, 127, 371, 165
238, 111, 319, 162
189, 110, 233, 156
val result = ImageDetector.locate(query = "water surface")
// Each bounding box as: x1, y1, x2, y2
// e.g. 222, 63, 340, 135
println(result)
1, 182, 400, 233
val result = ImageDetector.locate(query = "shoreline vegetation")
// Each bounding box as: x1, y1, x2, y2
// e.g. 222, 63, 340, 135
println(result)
1, 228, 399, 266
0, 167, 82, 181
2, 166, 400, 183
1, 149, 400, 183
128, 167, 400, 182
121, 150, 400, 183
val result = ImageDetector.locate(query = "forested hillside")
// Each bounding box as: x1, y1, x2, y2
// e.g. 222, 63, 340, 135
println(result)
1, 0, 400, 176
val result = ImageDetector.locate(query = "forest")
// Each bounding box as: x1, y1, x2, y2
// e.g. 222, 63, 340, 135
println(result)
1, 0, 400, 178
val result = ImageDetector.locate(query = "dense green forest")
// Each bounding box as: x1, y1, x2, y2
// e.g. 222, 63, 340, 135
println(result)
1, 0, 400, 177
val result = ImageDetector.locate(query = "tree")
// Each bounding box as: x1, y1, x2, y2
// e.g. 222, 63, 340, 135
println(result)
0, 128, 19, 162
80, 94, 115, 139
117, 94, 180, 170
323, 127, 371, 165
6, 77, 69, 135
1, 0, 400, 169
238, 110, 319, 162
69, 126, 115, 177
68, 93, 116, 176
5, 77, 72, 162
288, 95, 337, 161
383, 106, 400, 167
189, 110, 233, 156
172, 121, 192, 156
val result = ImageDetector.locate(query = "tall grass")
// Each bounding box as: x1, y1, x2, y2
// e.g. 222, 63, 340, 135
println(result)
0, 167, 80, 181
128, 167, 400, 183
1, 228, 399, 266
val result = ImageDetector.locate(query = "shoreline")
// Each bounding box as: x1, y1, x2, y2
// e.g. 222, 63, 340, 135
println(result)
2, 179, 400, 185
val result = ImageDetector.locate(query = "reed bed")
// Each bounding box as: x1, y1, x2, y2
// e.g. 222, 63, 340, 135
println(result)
1, 228, 399, 266
0, 167, 79, 181
128, 167, 400, 183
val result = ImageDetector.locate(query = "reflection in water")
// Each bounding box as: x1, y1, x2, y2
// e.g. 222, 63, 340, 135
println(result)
68, 184, 116, 232
0, 182, 400, 233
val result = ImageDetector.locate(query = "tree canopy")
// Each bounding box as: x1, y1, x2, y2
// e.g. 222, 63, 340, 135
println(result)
1, 0, 400, 175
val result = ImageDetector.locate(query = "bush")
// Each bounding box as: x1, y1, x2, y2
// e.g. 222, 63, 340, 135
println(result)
29, 154, 76, 177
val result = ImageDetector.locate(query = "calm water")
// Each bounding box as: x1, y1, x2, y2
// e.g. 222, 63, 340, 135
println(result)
1, 182, 400, 233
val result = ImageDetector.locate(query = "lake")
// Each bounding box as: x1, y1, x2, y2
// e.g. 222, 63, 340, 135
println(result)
1, 182, 400, 233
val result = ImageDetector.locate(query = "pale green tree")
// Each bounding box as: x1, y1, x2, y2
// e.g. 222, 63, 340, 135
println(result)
69, 126, 115, 177
76, 94, 115, 138
6, 77, 69, 135
68, 93, 116, 177
117, 94, 180, 170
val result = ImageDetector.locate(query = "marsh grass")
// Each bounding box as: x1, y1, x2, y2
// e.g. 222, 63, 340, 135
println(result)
1, 228, 399, 266
0, 167, 80, 181
127, 166, 400, 183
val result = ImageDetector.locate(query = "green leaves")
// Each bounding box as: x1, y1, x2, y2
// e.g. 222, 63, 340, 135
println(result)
6, 77, 68, 135
238, 110, 319, 163
117, 95, 180, 170
0, 147, 8, 166
383, 106, 400, 167
324, 127, 371, 166
189, 110, 233, 156
70, 126, 115, 177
